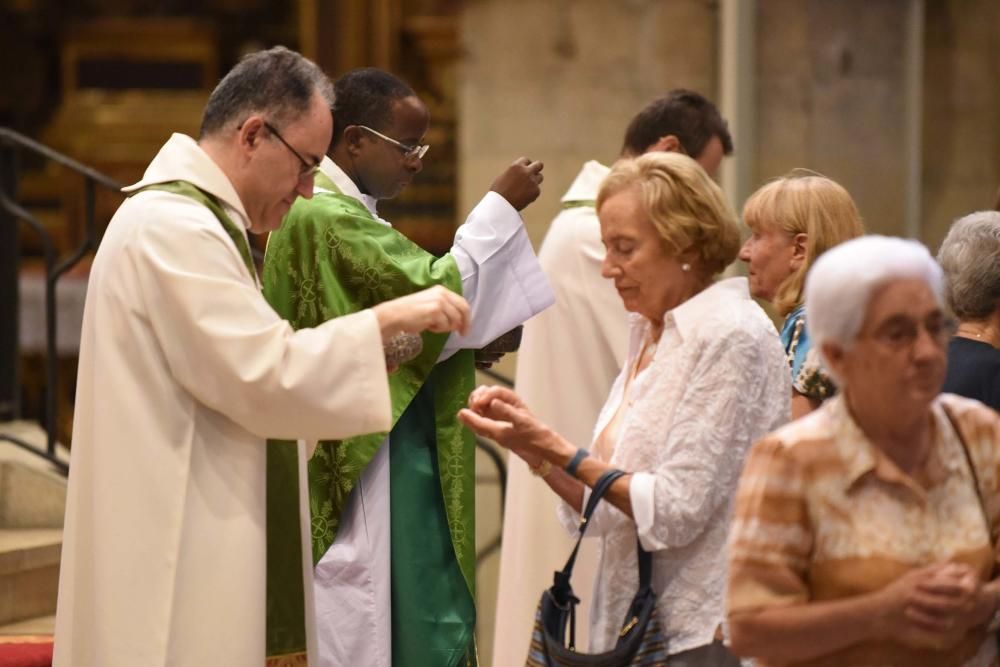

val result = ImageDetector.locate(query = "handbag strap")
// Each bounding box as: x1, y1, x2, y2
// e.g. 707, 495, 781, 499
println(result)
550, 468, 655, 652
944, 404, 994, 548
557, 469, 625, 578
555, 469, 654, 589
636, 536, 653, 590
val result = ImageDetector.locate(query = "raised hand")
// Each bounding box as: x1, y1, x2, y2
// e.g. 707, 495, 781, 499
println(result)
372, 285, 471, 341
489, 157, 544, 211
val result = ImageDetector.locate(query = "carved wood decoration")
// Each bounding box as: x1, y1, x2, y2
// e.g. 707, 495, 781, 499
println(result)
299, 0, 461, 255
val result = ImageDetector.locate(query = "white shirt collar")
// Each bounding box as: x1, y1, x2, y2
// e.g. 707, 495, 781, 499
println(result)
121, 133, 251, 229
318, 156, 382, 218
561, 160, 610, 203
669, 277, 752, 341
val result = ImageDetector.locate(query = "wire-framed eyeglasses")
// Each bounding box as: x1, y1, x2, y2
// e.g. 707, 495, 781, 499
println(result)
263, 121, 322, 177
358, 125, 430, 160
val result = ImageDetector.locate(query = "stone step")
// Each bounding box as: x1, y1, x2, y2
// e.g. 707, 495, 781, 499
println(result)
0, 529, 61, 627
0, 460, 66, 530
0, 613, 54, 636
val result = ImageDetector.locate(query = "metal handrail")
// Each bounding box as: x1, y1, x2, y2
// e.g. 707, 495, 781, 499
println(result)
471, 365, 516, 564
0, 126, 123, 474
476, 367, 513, 388
474, 436, 507, 564
0, 128, 121, 191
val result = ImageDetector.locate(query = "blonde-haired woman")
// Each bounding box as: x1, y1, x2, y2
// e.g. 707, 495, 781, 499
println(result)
461, 152, 789, 665
738, 173, 864, 417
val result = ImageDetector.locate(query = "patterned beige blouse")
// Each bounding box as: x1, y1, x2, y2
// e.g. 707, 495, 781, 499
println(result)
728, 393, 1000, 667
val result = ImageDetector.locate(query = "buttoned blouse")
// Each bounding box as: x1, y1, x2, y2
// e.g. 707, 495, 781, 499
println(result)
558, 277, 790, 654
728, 393, 1000, 667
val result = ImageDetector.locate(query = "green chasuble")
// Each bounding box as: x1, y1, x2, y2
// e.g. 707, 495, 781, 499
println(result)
263, 174, 476, 667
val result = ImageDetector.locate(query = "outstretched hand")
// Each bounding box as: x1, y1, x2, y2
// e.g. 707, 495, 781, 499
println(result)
458, 386, 556, 467
490, 157, 544, 211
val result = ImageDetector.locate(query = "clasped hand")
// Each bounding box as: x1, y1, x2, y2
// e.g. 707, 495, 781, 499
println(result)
875, 561, 995, 650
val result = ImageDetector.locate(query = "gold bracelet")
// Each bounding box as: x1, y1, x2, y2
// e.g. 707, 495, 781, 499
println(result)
530, 459, 552, 478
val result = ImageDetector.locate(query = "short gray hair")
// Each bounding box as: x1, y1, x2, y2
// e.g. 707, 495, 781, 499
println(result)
199, 46, 333, 138
936, 211, 1000, 321
805, 236, 944, 356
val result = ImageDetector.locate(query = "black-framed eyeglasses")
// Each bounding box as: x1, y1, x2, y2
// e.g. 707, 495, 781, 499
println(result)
358, 125, 430, 160
263, 121, 322, 177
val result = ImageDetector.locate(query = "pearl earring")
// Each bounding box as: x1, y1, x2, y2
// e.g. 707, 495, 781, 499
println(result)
681, 263, 691, 272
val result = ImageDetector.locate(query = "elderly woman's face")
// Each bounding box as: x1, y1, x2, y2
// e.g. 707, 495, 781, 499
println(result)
738, 224, 800, 301
598, 187, 696, 323
829, 278, 948, 414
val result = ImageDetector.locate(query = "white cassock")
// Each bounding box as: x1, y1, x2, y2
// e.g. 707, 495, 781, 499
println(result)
492, 160, 630, 666
311, 158, 555, 667
53, 134, 393, 667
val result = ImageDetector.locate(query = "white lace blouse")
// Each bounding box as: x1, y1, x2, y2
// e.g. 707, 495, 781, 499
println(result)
557, 277, 790, 655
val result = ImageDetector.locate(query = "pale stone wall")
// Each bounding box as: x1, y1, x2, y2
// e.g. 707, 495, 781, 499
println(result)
756, 0, 999, 243
922, 0, 1000, 251
458, 0, 718, 249
755, 0, 910, 235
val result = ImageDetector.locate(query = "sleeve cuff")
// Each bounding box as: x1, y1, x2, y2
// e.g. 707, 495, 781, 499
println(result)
324, 309, 392, 435
453, 191, 523, 263
557, 487, 589, 536
630, 472, 664, 551
354, 309, 392, 433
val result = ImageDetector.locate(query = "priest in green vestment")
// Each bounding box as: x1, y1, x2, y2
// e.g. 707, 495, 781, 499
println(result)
263, 68, 553, 667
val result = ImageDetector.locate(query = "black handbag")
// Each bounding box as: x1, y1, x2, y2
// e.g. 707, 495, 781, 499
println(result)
525, 469, 668, 666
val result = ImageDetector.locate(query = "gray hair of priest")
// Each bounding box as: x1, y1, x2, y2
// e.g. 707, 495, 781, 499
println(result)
936, 211, 1000, 321
804, 235, 944, 353
198, 46, 334, 138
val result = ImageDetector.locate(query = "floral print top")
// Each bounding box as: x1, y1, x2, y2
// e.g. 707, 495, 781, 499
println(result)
780, 304, 836, 401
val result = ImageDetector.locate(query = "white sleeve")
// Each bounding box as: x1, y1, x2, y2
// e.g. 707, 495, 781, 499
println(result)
134, 195, 391, 441
439, 191, 554, 360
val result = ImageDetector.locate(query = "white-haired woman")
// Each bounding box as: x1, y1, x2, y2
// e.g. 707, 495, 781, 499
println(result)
727, 235, 1000, 667
938, 211, 1000, 411
461, 152, 790, 665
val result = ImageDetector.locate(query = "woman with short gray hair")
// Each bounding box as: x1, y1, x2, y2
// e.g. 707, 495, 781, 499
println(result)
938, 210, 1000, 411
728, 235, 1000, 667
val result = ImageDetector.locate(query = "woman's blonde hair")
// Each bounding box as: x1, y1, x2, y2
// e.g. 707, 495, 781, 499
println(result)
742, 173, 864, 316
596, 152, 740, 276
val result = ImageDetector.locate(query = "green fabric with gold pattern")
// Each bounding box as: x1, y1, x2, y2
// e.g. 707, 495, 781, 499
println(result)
262, 172, 476, 666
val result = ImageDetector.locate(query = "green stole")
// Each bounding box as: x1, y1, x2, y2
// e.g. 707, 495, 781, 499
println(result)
263, 173, 476, 666
128, 180, 257, 279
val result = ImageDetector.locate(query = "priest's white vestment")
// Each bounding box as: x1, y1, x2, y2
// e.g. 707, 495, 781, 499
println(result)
53, 134, 393, 667
493, 160, 629, 666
